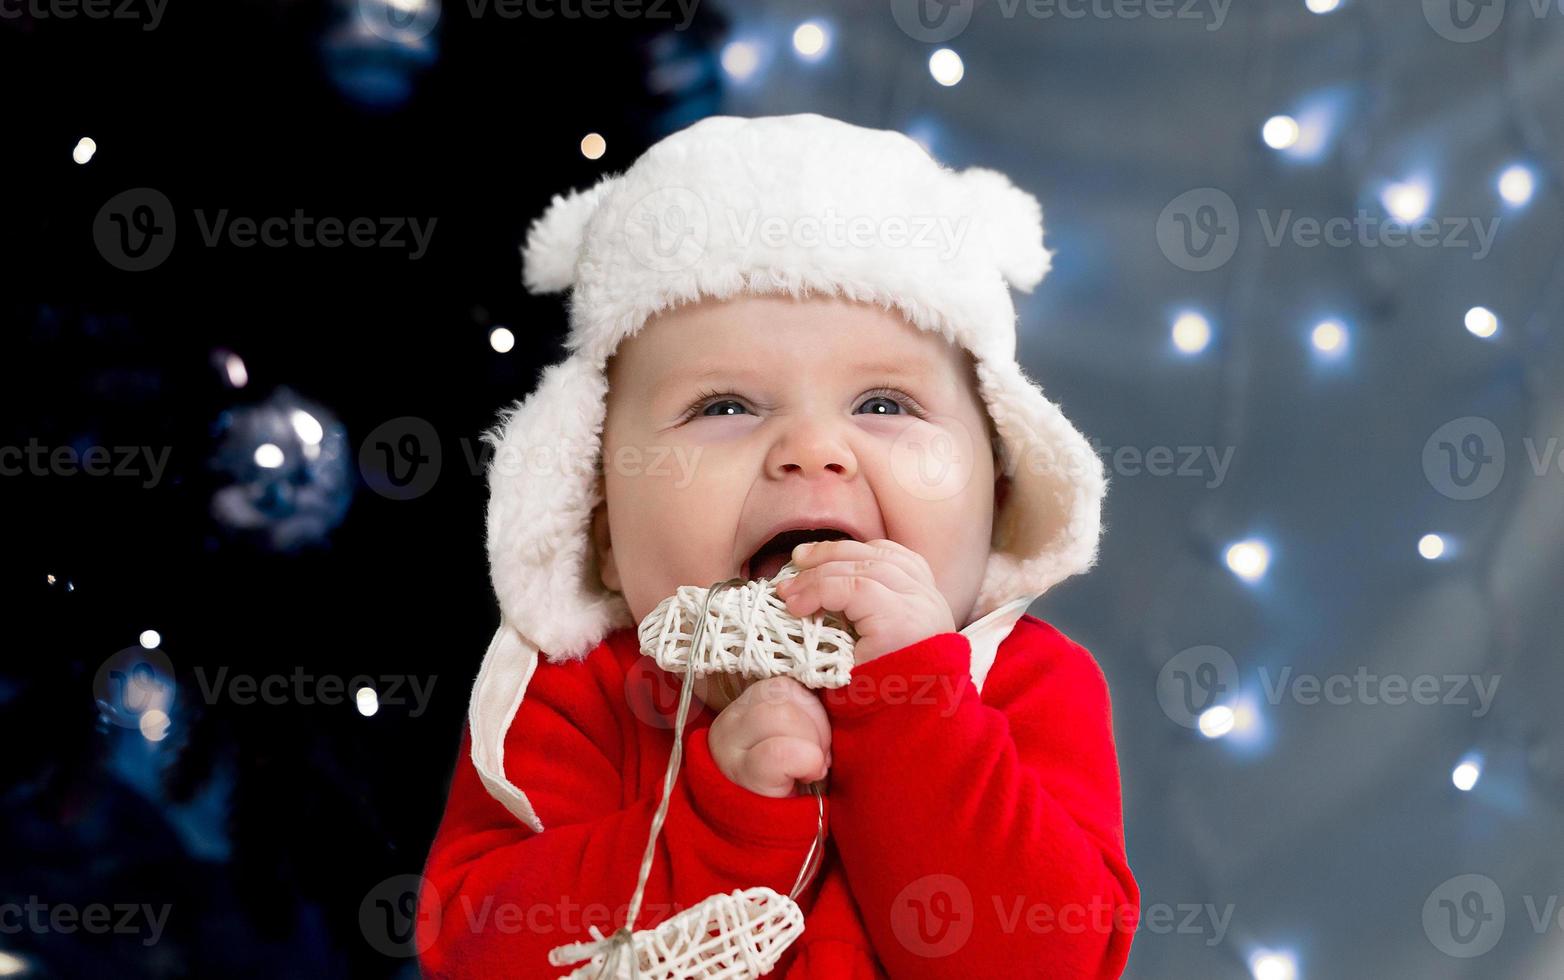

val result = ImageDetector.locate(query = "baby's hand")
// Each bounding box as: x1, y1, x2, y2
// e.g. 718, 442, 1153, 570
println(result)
775, 538, 956, 666
707, 676, 831, 799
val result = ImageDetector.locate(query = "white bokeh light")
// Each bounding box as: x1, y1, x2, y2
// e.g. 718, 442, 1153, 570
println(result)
254, 443, 285, 469
139, 709, 171, 742
1198, 705, 1236, 739
929, 48, 964, 86
1498, 164, 1535, 207
1226, 540, 1271, 583
290, 410, 324, 446
1262, 115, 1300, 150
1452, 758, 1481, 792
1250, 950, 1298, 980
1464, 306, 1499, 339
224, 352, 249, 388
792, 21, 828, 59
73, 137, 98, 165
489, 326, 516, 353
1382, 178, 1431, 223
721, 41, 760, 81
1311, 319, 1347, 355
139, 629, 162, 649
1171, 311, 1212, 354
1418, 533, 1446, 560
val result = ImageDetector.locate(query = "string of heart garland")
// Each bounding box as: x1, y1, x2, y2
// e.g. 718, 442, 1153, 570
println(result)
549, 560, 859, 979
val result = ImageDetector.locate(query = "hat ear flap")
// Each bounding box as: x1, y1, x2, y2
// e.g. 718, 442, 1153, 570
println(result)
959, 166, 1053, 294
521, 174, 620, 294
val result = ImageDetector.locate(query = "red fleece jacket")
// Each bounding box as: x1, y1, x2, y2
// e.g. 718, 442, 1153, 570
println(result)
419, 614, 1139, 977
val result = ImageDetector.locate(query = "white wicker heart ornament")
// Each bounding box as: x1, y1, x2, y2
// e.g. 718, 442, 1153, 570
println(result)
548, 561, 849, 979
638, 560, 858, 692
548, 886, 806, 980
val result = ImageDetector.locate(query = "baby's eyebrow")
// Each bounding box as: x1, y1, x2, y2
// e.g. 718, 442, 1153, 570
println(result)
667, 358, 937, 385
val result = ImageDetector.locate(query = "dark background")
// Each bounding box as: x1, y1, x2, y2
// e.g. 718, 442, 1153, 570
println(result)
4, 0, 1564, 977
1, 2, 727, 976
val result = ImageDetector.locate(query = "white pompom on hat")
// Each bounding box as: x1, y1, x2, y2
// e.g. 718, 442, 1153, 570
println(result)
467, 113, 1107, 833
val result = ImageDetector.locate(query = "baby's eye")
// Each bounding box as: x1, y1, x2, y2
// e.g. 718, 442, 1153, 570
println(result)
857, 394, 907, 416
857, 387, 925, 418
698, 398, 750, 418
683, 386, 926, 421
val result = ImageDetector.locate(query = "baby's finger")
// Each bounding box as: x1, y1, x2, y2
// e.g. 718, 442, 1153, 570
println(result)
790, 538, 933, 585
780, 570, 902, 634
782, 557, 922, 602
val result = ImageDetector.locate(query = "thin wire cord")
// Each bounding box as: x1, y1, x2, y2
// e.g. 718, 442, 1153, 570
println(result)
594, 576, 828, 979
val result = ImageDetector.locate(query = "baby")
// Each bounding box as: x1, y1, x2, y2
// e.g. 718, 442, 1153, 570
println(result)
421, 113, 1139, 978
593, 290, 1003, 797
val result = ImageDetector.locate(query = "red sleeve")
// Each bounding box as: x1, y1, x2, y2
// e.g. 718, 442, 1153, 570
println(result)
819, 618, 1139, 979
417, 646, 829, 979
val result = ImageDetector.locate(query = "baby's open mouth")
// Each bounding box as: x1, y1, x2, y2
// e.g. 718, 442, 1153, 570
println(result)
742, 527, 857, 582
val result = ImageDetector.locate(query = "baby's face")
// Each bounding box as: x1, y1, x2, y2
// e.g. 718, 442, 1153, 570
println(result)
591, 292, 1004, 637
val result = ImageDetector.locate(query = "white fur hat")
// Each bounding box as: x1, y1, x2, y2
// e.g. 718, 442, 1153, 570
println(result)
467, 113, 1108, 831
